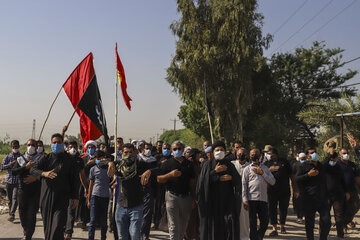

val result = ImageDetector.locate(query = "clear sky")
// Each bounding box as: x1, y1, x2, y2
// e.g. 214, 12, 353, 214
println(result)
1, 0, 359, 144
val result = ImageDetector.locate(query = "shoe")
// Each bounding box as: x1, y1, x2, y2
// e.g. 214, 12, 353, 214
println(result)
280, 227, 286, 234
348, 221, 356, 228
64, 233, 72, 240
269, 230, 278, 236
7, 215, 15, 222
296, 218, 302, 223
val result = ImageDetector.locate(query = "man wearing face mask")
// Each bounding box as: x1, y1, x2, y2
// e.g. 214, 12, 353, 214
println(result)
77, 140, 97, 230
12, 139, 42, 240
30, 133, 79, 240
292, 152, 306, 224
231, 148, 250, 240
324, 151, 349, 240
196, 141, 241, 240
64, 141, 88, 240
147, 141, 195, 240
337, 148, 360, 230
242, 149, 275, 240
37, 140, 46, 156
138, 143, 157, 240
1, 139, 21, 222
295, 148, 331, 240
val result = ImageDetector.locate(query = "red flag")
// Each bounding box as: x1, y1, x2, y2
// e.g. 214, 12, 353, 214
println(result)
115, 43, 132, 110
62, 53, 103, 147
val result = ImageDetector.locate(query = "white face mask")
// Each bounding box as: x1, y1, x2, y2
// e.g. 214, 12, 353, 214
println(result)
264, 153, 271, 161
296, 156, 299, 161
342, 154, 349, 161
12, 148, 19, 153
144, 149, 151, 157
68, 148, 77, 156
214, 151, 225, 160
37, 147, 44, 154
27, 146, 36, 155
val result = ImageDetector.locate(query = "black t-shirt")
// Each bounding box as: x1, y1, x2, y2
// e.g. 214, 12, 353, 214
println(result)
71, 153, 85, 173
159, 157, 195, 195
264, 158, 292, 193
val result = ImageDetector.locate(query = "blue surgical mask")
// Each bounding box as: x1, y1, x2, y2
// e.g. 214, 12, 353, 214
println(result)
203, 146, 208, 150
173, 150, 183, 158
300, 160, 306, 164
311, 152, 319, 162
116, 149, 121, 155
95, 159, 101, 165
329, 161, 337, 166
87, 148, 95, 156
162, 149, 170, 157
52, 144, 63, 153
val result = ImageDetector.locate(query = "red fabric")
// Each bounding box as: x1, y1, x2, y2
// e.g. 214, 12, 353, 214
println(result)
62, 52, 102, 147
115, 43, 132, 110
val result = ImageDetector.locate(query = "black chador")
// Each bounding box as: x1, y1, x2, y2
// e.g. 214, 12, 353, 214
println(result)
196, 158, 242, 240
31, 152, 79, 240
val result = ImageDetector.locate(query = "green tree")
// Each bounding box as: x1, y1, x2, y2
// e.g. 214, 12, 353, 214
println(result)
167, 0, 271, 144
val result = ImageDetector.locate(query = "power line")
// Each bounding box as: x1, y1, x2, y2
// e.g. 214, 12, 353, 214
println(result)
343, 56, 360, 65
272, 0, 309, 35
294, 0, 357, 49
303, 82, 360, 91
269, 0, 334, 56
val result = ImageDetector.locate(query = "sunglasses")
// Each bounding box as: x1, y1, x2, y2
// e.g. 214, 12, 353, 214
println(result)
173, 148, 182, 151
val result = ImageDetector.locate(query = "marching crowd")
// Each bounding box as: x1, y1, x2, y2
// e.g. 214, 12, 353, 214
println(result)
1, 134, 360, 240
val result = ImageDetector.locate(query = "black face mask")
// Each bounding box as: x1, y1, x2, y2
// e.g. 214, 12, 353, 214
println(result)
238, 154, 246, 161
251, 155, 260, 163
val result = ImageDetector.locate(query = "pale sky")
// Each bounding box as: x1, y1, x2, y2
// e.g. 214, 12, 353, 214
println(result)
1, 0, 359, 144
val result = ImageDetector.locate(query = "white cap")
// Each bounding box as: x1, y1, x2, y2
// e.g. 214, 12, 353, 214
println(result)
85, 140, 97, 149
185, 146, 192, 152
131, 140, 137, 144
299, 152, 306, 158
205, 146, 212, 154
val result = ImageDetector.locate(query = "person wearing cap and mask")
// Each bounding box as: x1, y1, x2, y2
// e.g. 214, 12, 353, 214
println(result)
337, 148, 360, 230
64, 141, 88, 240
324, 150, 349, 240
76, 140, 97, 230
295, 147, 331, 240
1, 139, 21, 222
292, 152, 307, 223
231, 148, 250, 240
37, 140, 46, 156
12, 139, 42, 240
138, 143, 157, 240
264, 148, 298, 236
262, 145, 273, 163
197, 141, 241, 240
242, 149, 275, 240
145, 141, 195, 240
30, 133, 79, 240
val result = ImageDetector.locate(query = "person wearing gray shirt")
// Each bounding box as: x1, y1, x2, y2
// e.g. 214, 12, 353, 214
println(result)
242, 149, 275, 240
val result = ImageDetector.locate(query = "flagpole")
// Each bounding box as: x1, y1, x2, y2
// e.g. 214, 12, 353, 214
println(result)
207, 112, 214, 144
38, 86, 63, 140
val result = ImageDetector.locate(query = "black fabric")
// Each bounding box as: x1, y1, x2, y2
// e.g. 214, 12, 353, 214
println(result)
116, 160, 149, 208
303, 200, 331, 240
30, 152, 79, 240
12, 157, 41, 191
329, 197, 345, 238
337, 160, 359, 192
159, 157, 195, 195
18, 189, 40, 240
196, 158, 241, 240
268, 191, 290, 225
264, 158, 292, 194
141, 186, 154, 239
324, 159, 347, 200
249, 200, 269, 240
295, 161, 328, 202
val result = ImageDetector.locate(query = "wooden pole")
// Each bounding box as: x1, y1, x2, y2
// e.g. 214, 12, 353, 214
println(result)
112, 53, 119, 221
340, 117, 344, 148
207, 112, 214, 144
65, 108, 77, 129
38, 86, 63, 140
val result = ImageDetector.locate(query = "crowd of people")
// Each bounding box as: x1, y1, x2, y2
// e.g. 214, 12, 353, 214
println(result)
1, 134, 360, 240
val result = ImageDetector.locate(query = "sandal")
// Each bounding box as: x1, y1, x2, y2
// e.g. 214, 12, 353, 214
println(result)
269, 230, 278, 236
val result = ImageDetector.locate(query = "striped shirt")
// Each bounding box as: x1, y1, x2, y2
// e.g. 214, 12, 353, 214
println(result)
1, 152, 21, 185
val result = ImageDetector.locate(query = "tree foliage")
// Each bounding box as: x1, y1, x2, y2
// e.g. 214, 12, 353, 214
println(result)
167, 0, 270, 144
160, 128, 204, 149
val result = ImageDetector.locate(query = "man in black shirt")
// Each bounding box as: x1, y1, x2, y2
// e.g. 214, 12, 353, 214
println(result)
148, 140, 195, 240
295, 149, 331, 240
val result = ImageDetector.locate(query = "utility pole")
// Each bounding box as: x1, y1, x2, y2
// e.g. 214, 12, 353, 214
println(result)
156, 133, 159, 141
170, 118, 179, 135
32, 119, 36, 139
161, 128, 166, 134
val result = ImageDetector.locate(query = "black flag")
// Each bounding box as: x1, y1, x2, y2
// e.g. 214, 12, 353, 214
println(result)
77, 75, 109, 145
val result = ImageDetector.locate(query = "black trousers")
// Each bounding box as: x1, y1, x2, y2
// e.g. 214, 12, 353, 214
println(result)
141, 187, 154, 239
303, 199, 331, 240
6, 183, 18, 217
268, 191, 290, 225
249, 201, 269, 240
18, 189, 40, 240
65, 199, 75, 234
344, 191, 360, 225
293, 194, 304, 219
329, 197, 345, 238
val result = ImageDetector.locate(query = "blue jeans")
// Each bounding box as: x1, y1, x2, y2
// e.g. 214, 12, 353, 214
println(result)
115, 203, 143, 240
88, 196, 109, 240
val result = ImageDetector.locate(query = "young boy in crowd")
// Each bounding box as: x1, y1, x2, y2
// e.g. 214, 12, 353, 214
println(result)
87, 151, 111, 240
